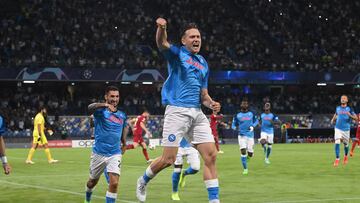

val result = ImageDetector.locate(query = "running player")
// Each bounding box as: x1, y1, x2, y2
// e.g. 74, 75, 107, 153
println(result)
210, 110, 224, 154
232, 99, 258, 175
0, 113, 11, 175
126, 110, 153, 163
84, 86, 128, 203
136, 18, 221, 203
350, 113, 360, 157
259, 103, 280, 164
330, 95, 358, 166
171, 137, 200, 201
25, 106, 58, 164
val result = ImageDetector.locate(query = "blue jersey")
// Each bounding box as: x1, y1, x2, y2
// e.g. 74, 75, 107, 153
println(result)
335, 106, 355, 131
161, 45, 209, 108
93, 108, 127, 157
232, 111, 259, 138
260, 113, 279, 134
179, 137, 191, 148
0, 115, 6, 135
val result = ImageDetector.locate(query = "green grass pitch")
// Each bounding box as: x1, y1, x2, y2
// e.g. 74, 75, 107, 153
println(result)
0, 144, 359, 203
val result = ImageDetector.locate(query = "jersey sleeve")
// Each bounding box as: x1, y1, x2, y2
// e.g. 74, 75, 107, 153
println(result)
252, 114, 259, 127
162, 44, 180, 61
350, 107, 356, 115
273, 114, 279, 121
231, 115, 238, 130
0, 116, 5, 135
93, 108, 104, 118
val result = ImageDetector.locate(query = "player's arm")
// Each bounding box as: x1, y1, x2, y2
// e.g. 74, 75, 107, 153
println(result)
140, 121, 152, 137
201, 89, 221, 112
88, 103, 115, 114
121, 125, 129, 154
0, 136, 11, 175
231, 116, 238, 130
250, 114, 259, 131
156, 18, 170, 50
330, 113, 337, 125
347, 110, 358, 121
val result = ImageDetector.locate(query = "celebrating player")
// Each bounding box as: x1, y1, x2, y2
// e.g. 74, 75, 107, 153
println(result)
232, 99, 258, 175
126, 110, 153, 163
350, 113, 360, 157
0, 113, 11, 175
84, 86, 128, 203
171, 137, 200, 201
330, 95, 358, 166
259, 103, 280, 164
136, 18, 221, 203
210, 110, 225, 154
25, 106, 58, 164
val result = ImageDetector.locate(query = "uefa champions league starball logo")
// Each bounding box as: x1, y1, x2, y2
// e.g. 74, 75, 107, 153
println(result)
83, 69, 93, 79
168, 134, 176, 142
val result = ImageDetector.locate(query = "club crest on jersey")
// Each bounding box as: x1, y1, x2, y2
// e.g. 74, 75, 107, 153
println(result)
168, 134, 176, 142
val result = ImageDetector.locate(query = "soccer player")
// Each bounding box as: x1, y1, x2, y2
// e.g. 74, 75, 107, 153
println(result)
330, 95, 358, 167
0, 113, 11, 175
126, 110, 153, 163
84, 86, 128, 203
171, 137, 200, 201
259, 103, 280, 164
210, 110, 224, 154
350, 113, 360, 157
136, 18, 221, 203
25, 106, 58, 164
232, 99, 259, 175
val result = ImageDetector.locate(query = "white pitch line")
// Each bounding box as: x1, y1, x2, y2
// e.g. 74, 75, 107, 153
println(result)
266, 197, 360, 203
0, 180, 137, 203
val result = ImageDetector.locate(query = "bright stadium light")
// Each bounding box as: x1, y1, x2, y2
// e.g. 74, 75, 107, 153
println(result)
121, 82, 131, 84
23, 80, 35, 84
142, 82, 153, 85
317, 83, 327, 86
336, 83, 345, 86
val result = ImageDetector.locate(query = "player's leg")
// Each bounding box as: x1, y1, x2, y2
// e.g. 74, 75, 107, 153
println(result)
192, 112, 220, 203
105, 154, 122, 203
350, 138, 357, 157
213, 134, 220, 152
265, 133, 274, 164
140, 141, 151, 162
40, 135, 58, 163
333, 129, 341, 167
260, 132, 267, 155
26, 140, 37, 164
126, 139, 139, 150
342, 131, 350, 164
172, 150, 184, 201
180, 147, 200, 188
85, 153, 107, 203
238, 136, 248, 174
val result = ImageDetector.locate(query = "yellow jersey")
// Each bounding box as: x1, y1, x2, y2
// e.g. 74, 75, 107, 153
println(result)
33, 112, 45, 136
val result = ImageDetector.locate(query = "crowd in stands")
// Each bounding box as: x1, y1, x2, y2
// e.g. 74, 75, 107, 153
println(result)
1, 0, 359, 71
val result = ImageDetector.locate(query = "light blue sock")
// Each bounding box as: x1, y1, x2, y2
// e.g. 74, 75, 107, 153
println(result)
335, 143, 340, 159
104, 167, 110, 185
344, 143, 349, 156
184, 167, 199, 176
172, 171, 180, 192
266, 145, 272, 159
105, 191, 117, 203
241, 155, 247, 169
205, 179, 219, 202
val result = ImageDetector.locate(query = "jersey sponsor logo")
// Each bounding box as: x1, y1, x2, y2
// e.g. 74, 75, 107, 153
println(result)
107, 115, 124, 124
168, 134, 176, 142
186, 57, 204, 70
338, 110, 349, 115
240, 117, 252, 121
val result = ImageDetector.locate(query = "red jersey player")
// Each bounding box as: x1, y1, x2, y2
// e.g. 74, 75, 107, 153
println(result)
350, 113, 360, 157
210, 110, 225, 154
126, 110, 153, 163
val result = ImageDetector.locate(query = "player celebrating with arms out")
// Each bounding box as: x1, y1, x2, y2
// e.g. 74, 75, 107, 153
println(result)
126, 110, 153, 163
259, 102, 281, 164
232, 99, 259, 175
350, 113, 360, 157
136, 18, 221, 203
84, 86, 128, 203
331, 95, 358, 167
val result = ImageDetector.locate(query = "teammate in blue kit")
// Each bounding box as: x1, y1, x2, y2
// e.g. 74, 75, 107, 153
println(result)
330, 95, 358, 167
84, 86, 129, 203
232, 99, 259, 175
259, 103, 280, 164
136, 18, 221, 203
0, 113, 11, 175
171, 137, 200, 201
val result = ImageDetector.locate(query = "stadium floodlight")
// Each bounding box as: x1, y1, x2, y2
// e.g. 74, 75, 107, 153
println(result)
23, 80, 35, 84
335, 83, 345, 86
317, 83, 327, 86
142, 82, 153, 85
121, 81, 131, 84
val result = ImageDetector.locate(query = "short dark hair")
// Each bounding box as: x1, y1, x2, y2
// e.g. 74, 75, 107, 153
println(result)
105, 86, 119, 94
180, 22, 199, 38
38, 105, 47, 112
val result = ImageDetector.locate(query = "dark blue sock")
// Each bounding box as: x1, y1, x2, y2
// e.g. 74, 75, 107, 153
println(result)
207, 187, 219, 201
344, 144, 349, 156
172, 172, 180, 192
266, 146, 272, 159
105, 196, 116, 203
241, 155, 247, 169
85, 191, 92, 202
262, 144, 266, 154
143, 173, 151, 184
335, 144, 340, 159
184, 167, 198, 176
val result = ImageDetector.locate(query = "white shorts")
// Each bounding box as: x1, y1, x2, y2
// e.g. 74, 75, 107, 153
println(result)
174, 147, 200, 170
238, 136, 254, 153
162, 105, 214, 147
260, 132, 274, 144
334, 128, 350, 142
89, 152, 122, 180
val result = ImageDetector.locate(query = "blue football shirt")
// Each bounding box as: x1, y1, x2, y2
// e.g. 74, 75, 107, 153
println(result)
232, 111, 259, 138
260, 113, 279, 134
335, 106, 355, 131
